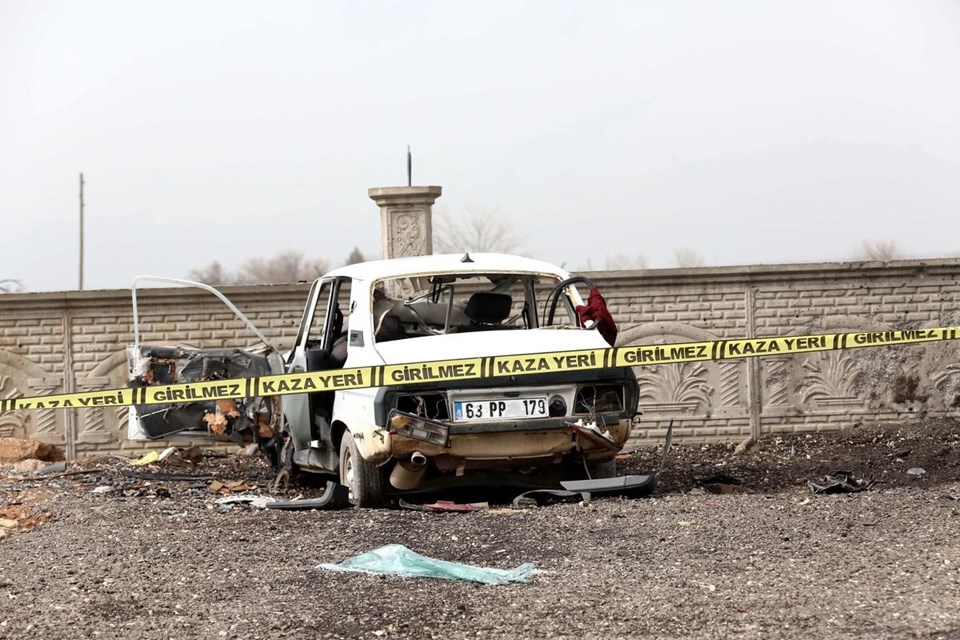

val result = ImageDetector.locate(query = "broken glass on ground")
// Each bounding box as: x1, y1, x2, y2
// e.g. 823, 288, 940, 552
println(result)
316, 544, 537, 585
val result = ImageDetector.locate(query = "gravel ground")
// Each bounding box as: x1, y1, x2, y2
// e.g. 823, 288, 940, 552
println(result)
1, 420, 959, 640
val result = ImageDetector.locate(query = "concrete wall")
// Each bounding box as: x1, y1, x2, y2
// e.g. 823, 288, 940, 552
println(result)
1, 259, 959, 456
599, 260, 960, 444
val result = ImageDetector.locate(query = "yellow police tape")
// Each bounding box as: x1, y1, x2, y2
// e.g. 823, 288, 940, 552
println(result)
1, 327, 957, 412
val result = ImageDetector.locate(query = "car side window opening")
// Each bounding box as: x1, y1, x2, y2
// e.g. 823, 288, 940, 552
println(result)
327, 280, 351, 368
303, 281, 330, 349
301, 279, 352, 367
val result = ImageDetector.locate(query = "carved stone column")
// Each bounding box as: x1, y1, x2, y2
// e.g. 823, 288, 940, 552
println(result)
368, 186, 442, 259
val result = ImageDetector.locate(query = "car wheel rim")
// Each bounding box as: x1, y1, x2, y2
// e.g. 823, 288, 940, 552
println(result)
343, 447, 354, 487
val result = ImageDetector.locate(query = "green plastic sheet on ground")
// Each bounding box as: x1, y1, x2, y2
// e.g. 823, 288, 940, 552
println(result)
316, 544, 537, 585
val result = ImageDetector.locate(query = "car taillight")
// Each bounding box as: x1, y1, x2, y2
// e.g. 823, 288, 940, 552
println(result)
393, 393, 449, 421
574, 385, 624, 415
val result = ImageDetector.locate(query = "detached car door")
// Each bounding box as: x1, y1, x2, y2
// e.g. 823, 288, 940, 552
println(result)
126, 277, 285, 453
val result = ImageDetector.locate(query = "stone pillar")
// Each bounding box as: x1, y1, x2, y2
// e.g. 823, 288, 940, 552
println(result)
368, 186, 442, 259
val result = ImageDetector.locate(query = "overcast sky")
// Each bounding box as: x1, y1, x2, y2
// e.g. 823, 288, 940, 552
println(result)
2, 0, 959, 292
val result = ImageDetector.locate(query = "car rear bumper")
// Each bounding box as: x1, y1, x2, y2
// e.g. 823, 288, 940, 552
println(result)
386, 417, 631, 464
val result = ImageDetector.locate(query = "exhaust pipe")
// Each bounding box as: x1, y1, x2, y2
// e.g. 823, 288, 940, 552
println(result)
389, 452, 427, 490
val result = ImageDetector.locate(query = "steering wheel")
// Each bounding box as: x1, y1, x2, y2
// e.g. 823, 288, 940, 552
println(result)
542, 276, 595, 327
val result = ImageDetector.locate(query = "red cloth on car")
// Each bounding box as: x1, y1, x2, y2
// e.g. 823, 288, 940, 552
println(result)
576, 288, 618, 346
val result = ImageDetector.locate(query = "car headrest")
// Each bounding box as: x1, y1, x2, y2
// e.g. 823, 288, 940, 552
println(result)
464, 292, 512, 324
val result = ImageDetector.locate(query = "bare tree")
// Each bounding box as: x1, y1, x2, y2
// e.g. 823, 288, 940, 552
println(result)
344, 247, 366, 265
673, 248, 706, 268
0, 279, 23, 293
187, 262, 231, 285
433, 205, 524, 254
188, 251, 329, 285
237, 250, 328, 284
856, 240, 903, 261
603, 253, 648, 270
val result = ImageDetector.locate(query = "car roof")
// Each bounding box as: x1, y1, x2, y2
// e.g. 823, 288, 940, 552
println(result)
321, 253, 572, 282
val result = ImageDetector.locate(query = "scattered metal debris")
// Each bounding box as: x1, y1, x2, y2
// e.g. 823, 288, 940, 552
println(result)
263, 483, 351, 510
808, 471, 875, 495
209, 482, 350, 510
16, 468, 100, 482
568, 419, 620, 451
37, 461, 67, 475
513, 422, 672, 506
207, 480, 257, 494
120, 469, 215, 482
214, 494, 275, 509
512, 489, 586, 508
399, 499, 489, 512
130, 447, 178, 466
561, 474, 660, 497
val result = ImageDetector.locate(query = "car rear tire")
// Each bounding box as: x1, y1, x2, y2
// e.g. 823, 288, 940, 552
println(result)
339, 433, 385, 508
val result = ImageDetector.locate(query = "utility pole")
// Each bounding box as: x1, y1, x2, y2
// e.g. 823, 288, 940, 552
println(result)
79, 173, 84, 290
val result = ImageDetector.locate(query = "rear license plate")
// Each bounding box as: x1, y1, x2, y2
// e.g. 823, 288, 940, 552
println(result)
453, 397, 548, 421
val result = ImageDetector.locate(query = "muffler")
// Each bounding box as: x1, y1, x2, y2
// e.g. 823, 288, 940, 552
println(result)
389, 452, 427, 490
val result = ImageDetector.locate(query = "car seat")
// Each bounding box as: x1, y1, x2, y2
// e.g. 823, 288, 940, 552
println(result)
462, 292, 513, 331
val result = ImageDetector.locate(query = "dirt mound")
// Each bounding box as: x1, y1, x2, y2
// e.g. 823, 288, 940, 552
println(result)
620, 418, 960, 494
0, 438, 65, 463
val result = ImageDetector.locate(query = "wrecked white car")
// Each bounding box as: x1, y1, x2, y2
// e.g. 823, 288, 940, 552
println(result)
128, 253, 639, 507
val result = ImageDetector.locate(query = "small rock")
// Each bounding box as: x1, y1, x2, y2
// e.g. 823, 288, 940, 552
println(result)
91, 486, 116, 494
236, 443, 260, 457
907, 467, 927, 477
12, 459, 44, 474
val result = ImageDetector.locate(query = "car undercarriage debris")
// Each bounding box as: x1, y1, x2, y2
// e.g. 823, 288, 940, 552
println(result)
262, 482, 351, 510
